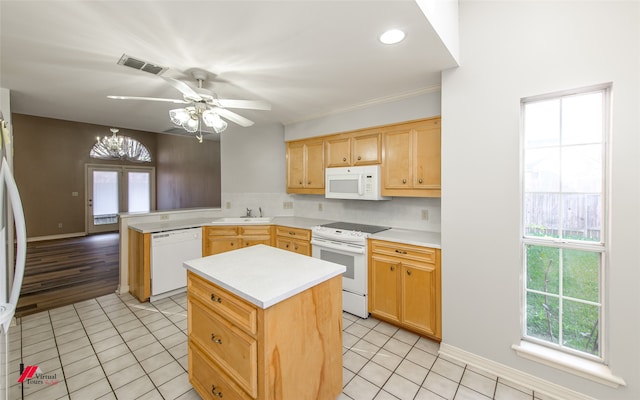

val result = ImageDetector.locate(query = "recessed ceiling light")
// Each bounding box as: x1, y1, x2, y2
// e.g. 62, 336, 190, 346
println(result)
379, 29, 406, 45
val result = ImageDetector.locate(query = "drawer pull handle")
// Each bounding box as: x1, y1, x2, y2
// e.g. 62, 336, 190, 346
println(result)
210, 294, 222, 303
289, 231, 295, 236
390, 265, 395, 271
211, 385, 224, 397
395, 249, 408, 255
210, 333, 223, 344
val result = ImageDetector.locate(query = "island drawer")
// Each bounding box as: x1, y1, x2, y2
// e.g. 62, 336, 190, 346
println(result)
275, 226, 311, 241
189, 297, 257, 397
189, 342, 252, 400
369, 239, 436, 264
188, 272, 258, 335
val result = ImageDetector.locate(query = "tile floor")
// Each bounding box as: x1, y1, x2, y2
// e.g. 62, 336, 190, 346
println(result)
7, 292, 549, 400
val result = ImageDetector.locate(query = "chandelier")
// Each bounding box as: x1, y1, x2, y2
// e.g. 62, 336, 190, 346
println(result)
169, 103, 228, 142
90, 128, 151, 162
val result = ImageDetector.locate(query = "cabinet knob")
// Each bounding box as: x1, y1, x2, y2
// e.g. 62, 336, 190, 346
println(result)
343, 157, 347, 162
390, 265, 395, 271
407, 270, 412, 276
286, 244, 289, 248
357, 156, 362, 160
402, 179, 407, 184
294, 245, 298, 250
210, 333, 223, 344
308, 181, 311, 184
299, 180, 303, 185
211, 385, 223, 397
418, 178, 423, 184
210, 294, 222, 303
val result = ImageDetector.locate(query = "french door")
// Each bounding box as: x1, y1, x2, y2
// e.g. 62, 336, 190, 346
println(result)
86, 165, 155, 233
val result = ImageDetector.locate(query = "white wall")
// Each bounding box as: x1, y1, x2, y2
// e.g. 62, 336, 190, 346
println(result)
441, 1, 639, 399
284, 91, 441, 141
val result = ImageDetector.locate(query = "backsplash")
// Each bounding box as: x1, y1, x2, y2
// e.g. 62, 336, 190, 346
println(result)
222, 192, 441, 232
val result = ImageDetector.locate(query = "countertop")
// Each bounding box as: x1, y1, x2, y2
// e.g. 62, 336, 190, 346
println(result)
183, 244, 346, 309
128, 216, 440, 248
371, 228, 441, 249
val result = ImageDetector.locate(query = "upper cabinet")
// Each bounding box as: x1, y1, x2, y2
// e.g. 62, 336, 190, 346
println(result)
285, 116, 441, 198
382, 117, 441, 197
286, 138, 325, 194
325, 129, 382, 167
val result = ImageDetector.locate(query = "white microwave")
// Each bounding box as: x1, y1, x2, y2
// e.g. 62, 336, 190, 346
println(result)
325, 165, 390, 200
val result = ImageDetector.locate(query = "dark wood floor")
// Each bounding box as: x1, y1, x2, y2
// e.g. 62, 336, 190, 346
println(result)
16, 233, 120, 317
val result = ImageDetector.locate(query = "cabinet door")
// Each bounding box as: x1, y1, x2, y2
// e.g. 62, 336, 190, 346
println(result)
305, 140, 325, 189
287, 141, 305, 190
352, 131, 381, 165
382, 128, 412, 189
290, 239, 311, 256
401, 263, 439, 338
241, 237, 271, 248
205, 237, 239, 255
414, 119, 441, 189
369, 255, 400, 323
325, 135, 351, 167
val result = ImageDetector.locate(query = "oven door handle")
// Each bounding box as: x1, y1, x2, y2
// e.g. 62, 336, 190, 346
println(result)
310, 239, 365, 255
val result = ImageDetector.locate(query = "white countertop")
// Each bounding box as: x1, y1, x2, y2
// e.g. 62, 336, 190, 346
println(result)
127, 215, 440, 248
371, 228, 441, 249
183, 244, 346, 309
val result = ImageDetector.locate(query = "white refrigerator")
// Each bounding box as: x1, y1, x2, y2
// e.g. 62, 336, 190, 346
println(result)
0, 112, 27, 400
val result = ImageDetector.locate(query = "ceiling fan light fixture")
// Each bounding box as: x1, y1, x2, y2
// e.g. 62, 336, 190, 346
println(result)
379, 29, 405, 45
184, 116, 199, 133
169, 108, 190, 125
202, 110, 228, 133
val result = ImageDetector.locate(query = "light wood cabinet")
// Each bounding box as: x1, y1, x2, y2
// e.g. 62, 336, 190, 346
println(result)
286, 138, 325, 194
382, 117, 441, 197
203, 225, 272, 256
128, 228, 151, 302
368, 239, 441, 340
325, 130, 382, 167
274, 226, 311, 256
187, 271, 343, 399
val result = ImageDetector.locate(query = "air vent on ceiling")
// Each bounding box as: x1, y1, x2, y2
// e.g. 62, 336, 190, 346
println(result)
117, 54, 167, 75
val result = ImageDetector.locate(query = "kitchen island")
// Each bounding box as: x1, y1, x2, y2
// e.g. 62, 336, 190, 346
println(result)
183, 244, 345, 400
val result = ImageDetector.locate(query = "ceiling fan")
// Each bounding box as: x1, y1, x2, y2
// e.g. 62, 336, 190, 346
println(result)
108, 70, 270, 140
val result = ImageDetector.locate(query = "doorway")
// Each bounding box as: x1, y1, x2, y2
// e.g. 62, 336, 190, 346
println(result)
86, 165, 155, 233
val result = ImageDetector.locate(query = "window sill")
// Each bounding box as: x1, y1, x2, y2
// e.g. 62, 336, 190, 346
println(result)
512, 341, 626, 388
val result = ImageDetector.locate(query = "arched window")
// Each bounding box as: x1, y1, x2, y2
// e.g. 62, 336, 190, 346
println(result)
90, 129, 151, 162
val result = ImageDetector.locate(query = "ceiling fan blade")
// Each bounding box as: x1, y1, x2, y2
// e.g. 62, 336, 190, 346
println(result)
159, 76, 202, 101
215, 99, 271, 110
107, 95, 189, 104
213, 107, 254, 127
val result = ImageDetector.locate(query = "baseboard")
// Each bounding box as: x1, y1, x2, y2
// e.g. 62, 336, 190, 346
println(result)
438, 343, 599, 400
28, 232, 87, 242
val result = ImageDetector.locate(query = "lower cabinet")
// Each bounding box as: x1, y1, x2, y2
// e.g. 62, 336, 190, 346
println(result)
368, 239, 441, 340
187, 271, 343, 399
203, 225, 272, 256
128, 228, 150, 302
274, 226, 311, 256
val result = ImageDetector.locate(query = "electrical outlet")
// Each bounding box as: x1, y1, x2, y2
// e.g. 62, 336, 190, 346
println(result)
421, 209, 429, 220
283, 201, 293, 209
318, 203, 323, 211
58, 223, 63, 228
226, 202, 231, 209
160, 215, 169, 220
71, 191, 79, 197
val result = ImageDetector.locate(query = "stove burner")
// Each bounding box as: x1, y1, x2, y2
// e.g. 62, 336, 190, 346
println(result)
320, 222, 390, 234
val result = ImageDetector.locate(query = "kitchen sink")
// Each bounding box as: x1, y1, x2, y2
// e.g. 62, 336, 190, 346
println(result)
212, 217, 273, 224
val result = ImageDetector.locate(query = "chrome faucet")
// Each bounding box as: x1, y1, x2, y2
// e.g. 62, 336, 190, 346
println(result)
244, 208, 253, 217
259, 207, 263, 217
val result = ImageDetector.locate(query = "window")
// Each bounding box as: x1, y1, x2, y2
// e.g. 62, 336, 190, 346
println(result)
521, 85, 609, 362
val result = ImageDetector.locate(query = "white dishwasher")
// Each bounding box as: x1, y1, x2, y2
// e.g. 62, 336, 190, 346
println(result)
150, 227, 202, 301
